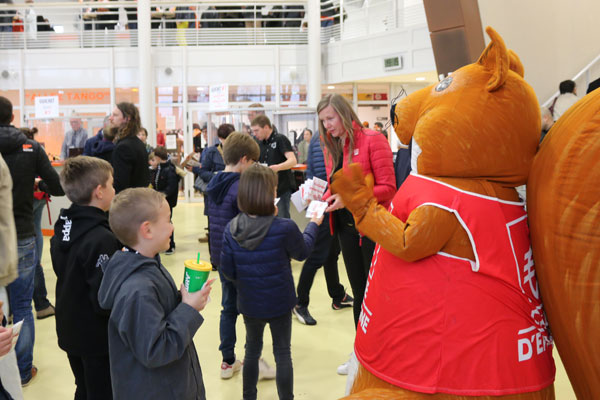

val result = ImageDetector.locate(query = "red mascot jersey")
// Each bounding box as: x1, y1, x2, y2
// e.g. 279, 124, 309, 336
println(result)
355, 174, 555, 396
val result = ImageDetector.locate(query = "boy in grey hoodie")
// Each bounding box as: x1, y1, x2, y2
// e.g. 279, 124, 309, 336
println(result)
98, 188, 214, 400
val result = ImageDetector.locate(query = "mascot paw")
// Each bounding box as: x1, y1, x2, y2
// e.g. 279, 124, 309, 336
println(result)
331, 163, 376, 219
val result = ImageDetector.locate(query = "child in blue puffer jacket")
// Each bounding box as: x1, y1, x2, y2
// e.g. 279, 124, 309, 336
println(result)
220, 164, 322, 400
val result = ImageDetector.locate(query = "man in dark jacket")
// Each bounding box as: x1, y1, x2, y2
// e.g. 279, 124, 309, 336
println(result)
293, 133, 352, 326
82, 115, 110, 156
50, 156, 119, 399
251, 115, 297, 219
0, 96, 64, 385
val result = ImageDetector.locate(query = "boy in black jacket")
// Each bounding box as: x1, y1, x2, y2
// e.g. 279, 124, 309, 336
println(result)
50, 156, 119, 400
149, 146, 179, 254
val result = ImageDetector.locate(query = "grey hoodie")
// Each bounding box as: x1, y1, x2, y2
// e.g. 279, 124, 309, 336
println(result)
98, 249, 206, 400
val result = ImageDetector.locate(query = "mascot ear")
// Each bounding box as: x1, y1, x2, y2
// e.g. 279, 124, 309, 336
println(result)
477, 26, 509, 92
508, 49, 525, 78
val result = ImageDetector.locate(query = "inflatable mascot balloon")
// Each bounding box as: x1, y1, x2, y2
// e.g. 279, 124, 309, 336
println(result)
332, 27, 556, 399
528, 88, 600, 399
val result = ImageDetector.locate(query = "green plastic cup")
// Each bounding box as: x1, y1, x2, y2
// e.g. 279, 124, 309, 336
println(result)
183, 260, 212, 293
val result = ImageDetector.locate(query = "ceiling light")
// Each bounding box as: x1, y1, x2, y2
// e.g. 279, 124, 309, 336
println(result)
327, 85, 335, 89
416, 77, 426, 81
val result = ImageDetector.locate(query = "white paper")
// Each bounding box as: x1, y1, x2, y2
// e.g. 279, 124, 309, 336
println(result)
165, 115, 176, 130
0, 320, 23, 361
306, 201, 328, 219
34, 96, 59, 119
291, 189, 307, 212
165, 134, 177, 150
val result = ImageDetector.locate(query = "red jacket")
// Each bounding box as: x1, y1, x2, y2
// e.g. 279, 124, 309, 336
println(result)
324, 122, 396, 208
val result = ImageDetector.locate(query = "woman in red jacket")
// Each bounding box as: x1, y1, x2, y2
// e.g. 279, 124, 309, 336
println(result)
317, 94, 396, 372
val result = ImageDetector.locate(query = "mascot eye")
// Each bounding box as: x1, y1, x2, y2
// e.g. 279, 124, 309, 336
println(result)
435, 76, 453, 92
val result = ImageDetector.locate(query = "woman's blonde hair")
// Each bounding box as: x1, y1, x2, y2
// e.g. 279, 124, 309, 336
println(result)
316, 94, 362, 175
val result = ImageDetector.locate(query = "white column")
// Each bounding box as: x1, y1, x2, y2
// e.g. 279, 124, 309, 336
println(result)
109, 48, 115, 110
138, 0, 155, 145
307, 0, 322, 108
19, 50, 25, 126
352, 82, 358, 112
275, 47, 281, 108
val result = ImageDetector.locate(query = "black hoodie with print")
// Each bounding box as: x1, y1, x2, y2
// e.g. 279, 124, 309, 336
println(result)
50, 204, 120, 356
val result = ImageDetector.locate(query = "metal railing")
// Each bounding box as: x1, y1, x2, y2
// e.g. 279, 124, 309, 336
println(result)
0, 0, 425, 49
542, 53, 600, 107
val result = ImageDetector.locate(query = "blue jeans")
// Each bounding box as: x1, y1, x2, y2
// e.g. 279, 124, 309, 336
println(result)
8, 237, 36, 382
32, 198, 51, 311
277, 191, 291, 219
243, 312, 293, 400
217, 269, 238, 362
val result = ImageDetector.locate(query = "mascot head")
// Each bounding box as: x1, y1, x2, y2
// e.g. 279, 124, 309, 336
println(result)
392, 27, 539, 187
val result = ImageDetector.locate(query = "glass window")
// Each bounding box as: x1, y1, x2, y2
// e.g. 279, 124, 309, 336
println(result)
281, 84, 307, 103
156, 86, 182, 104
115, 88, 140, 104
188, 86, 210, 103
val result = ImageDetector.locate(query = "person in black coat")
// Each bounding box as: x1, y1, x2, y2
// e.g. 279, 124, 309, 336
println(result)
50, 156, 119, 400
149, 146, 179, 253
0, 96, 64, 385
109, 102, 149, 193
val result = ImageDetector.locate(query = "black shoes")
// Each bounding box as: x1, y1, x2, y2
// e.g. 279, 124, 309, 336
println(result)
332, 293, 354, 310
293, 305, 317, 325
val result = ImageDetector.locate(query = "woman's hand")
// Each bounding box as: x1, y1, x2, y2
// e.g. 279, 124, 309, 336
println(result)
325, 193, 345, 213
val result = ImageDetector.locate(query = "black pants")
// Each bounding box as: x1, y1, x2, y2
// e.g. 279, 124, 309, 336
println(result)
169, 205, 175, 251
67, 353, 112, 400
296, 215, 345, 307
243, 313, 293, 400
335, 210, 376, 328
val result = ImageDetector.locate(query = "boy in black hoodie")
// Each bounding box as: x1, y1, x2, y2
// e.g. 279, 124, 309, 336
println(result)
98, 188, 214, 400
149, 146, 179, 254
50, 156, 119, 399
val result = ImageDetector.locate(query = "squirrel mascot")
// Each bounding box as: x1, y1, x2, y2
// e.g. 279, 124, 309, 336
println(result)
528, 82, 600, 398
332, 27, 556, 399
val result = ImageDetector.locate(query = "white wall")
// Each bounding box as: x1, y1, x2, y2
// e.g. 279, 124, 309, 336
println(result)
478, 0, 600, 104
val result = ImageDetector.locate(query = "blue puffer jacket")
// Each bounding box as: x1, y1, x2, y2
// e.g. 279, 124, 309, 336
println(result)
204, 171, 240, 267
306, 133, 327, 180
192, 144, 225, 184
220, 214, 318, 319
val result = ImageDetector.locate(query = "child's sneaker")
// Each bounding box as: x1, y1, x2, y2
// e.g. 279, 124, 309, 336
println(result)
258, 358, 276, 380
165, 247, 175, 255
293, 305, 317, 325
220, 359, 242, 379
331, 293, 354, 310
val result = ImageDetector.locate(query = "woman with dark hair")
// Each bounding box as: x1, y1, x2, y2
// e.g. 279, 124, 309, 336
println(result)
109, 102, 149, 193
317, 93, 395, 374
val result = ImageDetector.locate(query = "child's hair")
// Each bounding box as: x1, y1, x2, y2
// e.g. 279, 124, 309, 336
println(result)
109, 188, 165, 247
223, 132, 260, 165
154, 146, 168, 161
237, 164, 278, 216
60, 156, 113, 205
148, 152, 155, 161
20, 127, 38, 140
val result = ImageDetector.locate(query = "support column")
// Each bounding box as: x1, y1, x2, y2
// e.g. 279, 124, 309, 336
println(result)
138, 0, 155, 145
307, 0, 322, 108
19, 49, 25, 126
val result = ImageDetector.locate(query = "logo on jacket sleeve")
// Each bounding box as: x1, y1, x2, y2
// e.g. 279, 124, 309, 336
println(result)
60, 216, 72, 241
22, 144, 33, 152
96, 254, 110, 269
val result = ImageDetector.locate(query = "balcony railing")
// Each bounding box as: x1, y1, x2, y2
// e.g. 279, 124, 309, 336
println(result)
0, 0, 425, 49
